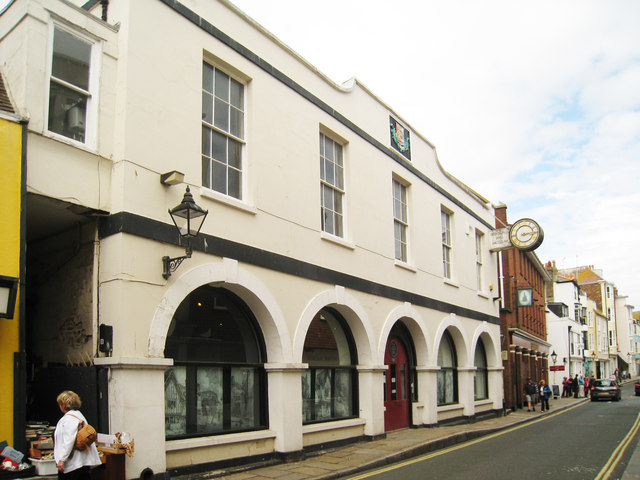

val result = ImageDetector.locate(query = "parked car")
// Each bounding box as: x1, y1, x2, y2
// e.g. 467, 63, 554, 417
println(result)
635, 382, 640, 396
591, 379, 621, 401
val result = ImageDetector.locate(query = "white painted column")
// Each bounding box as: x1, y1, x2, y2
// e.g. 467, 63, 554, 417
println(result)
457, 367, 476, 417
488, 366, 504, 410
416, 366, 438, 425
265, 363, 306, 453
356, 365, 387, 437
94, 357, 173, 478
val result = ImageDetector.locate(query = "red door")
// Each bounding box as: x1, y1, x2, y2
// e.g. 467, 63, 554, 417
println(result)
384, 336, 410, 431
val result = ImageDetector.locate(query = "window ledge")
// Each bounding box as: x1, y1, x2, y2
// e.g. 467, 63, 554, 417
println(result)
43, 131, 98, 154
320, 232, 355, 250
477, 292, 489, 299
302, 418, 365, 435
474, 399, 492, 406
443, 278, 459, 288
394, 260, 417, 273
200, 187, 257, 214
166, 429, 276, 452
437, 403, 463, 413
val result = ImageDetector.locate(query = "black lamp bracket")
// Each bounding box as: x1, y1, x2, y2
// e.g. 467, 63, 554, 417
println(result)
162, 246, 193, 279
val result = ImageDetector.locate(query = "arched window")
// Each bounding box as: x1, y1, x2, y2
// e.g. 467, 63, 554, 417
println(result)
474, 341, 488, 400
437, 331, 458, 405
164, 286, 267, 439
302, 308, 358, 423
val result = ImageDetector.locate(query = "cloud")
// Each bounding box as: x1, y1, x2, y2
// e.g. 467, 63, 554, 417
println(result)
231, 0, 640, 306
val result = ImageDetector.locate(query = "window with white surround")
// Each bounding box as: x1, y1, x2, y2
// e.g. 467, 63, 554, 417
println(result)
202, 62, 245, 199
392, 179, 408, 262
47, 25, 98, 145
441, 209, 452, 279
319, 133, 345, 237
475, 230, 483, 291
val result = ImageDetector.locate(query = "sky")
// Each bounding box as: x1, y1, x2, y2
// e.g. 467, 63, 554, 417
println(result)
230, 0, 640, 309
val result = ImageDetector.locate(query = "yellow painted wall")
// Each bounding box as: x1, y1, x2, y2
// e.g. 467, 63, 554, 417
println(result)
0, 117, 22, 446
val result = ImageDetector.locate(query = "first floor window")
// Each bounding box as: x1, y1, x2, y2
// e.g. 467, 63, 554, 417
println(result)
202, 62, 245, 199
302, 308, 358, 423
474, 342, 488, 400
393, 180, 408, 262
475, 231, 483, 291
437, 331, 458, 405
441, 210, 452, 278
320, 133, 345, 237
48, 26, 95, 144
164, 286, 266, 438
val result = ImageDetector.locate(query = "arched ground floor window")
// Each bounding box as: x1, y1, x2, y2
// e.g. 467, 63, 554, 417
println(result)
164, 286, 267, 439
474, 340, 488, 400
302, 308, 358, 424
437, 330, 458, 405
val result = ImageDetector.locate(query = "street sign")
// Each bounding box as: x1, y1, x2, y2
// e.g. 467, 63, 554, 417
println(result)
549, 365, 565, 371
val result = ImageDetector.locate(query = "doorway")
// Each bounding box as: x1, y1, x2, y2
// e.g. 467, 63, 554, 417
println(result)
384, 335, 410, 431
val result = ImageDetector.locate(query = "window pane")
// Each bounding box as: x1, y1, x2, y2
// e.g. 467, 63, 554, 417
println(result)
335, 164, 344, 190
196, 367, 223, 433
52, 27, 91, 90
315, 368, 332, 421
325, 159, 335, 186
165, 367, 187, 438
302, 370, 313, 423
202, 126, 211, 157
323, 185, 334, 211
230, 107, 244, 138
228, 138, 242, 168
201, 156, 211, 189
324, 136, 334, 161
230, 78, 244, 109
48, 81, 87, 142
214, 98, 229, 131
214, 69, 229, 101
212, 160, 227, 194
323, 208, 334, 235
231, 368, 258, 429
334, 369, 351, 418
228, 167, 241, 199
212, 131, 227, 162
202, 91, 213, 124
202, 63, 214, 93
335, 212, 344, 237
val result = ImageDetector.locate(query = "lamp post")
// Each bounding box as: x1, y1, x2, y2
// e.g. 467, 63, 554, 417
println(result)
550, 350, 558, 397
162, 186, 208, 279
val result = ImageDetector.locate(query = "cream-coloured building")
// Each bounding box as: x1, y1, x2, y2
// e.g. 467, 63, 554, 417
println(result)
0, 0, 502, 477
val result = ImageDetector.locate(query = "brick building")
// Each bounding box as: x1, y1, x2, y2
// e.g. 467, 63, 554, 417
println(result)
495, 204, 551, 411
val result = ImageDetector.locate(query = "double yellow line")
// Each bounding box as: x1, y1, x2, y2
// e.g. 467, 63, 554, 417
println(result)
595, 411, 640, 480
347, 403, 639, 480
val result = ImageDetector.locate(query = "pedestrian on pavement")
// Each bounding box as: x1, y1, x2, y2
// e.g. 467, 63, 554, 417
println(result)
584, 376, 590, 397
54, 390, 101, 480
573, 374, 579, 398
562, 376, 570, 398
539, 380, 552, 412
524, 378, 537, 411
578, 375, 585, 397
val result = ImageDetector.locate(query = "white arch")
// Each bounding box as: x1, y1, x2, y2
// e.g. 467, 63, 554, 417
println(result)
148, 257, 291, 362
432, 314, 470, 367
377, 303, 431, 366
470, 321, 501, 368
293, 286, 376, 365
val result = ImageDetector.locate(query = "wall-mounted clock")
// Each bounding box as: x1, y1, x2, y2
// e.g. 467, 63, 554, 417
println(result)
509, 218, 544, 252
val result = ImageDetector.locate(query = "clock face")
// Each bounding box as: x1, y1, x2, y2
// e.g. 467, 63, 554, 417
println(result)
509, 218, 543, 251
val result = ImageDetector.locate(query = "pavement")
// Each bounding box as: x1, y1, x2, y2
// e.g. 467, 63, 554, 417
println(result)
198, 394, 593, 480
